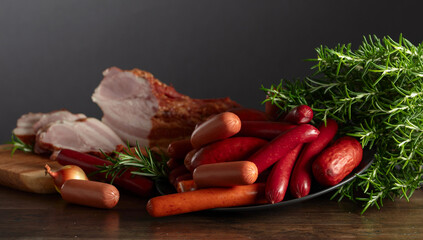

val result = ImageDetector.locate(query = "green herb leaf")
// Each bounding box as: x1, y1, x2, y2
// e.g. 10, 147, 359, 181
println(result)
7, 133, 34, 156
263, 34, 423, 213
97, 142, 169, 183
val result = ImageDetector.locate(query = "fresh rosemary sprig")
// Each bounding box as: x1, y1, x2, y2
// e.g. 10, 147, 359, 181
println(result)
7, 133, 34, 156
98, 142, 168, 183
262, 34, 423, 213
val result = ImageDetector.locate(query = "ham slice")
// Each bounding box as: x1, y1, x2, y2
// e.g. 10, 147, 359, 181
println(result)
32, 110, 86, 133
13, 112, 43, 144
92, 67, 240, 148
13, 110, 86, 145
35, 118, 124, 154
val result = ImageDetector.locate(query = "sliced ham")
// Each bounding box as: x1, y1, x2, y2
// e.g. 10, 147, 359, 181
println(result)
13, 110, 122, 155
92, 67, 240, 149
35, 118, 124, 154
13, 110, 86, 145
32, 110, 86, 133
13, 112, 44, 144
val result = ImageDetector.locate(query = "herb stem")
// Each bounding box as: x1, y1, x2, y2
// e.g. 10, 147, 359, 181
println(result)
263, 34, 423, 213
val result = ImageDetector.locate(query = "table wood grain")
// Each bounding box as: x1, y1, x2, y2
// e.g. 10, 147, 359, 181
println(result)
0, 184, 422, 239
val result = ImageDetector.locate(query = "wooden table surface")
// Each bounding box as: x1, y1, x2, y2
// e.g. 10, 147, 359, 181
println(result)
0, 184, 422, 239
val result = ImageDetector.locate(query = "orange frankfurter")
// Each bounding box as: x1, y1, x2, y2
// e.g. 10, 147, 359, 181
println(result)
146, 183, 266, 217
190, 112, 241, 149
60, 179, 119, 209
176, 179, 197, 193
193, 161, 258, 188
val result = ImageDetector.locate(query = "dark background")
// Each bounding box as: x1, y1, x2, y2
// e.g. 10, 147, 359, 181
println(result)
1, 0, 423, 143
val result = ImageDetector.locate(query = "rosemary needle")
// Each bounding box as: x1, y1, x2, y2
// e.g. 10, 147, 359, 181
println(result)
7, 133, 34, 156
98, 142, 169, 183
262, 34, 423, 213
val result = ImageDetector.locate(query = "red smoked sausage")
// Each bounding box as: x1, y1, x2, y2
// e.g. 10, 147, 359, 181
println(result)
265, 144, 303, 204
60, 179, 119, 209
184, 149, 198, 172
264, 95, 282, 120
312, 136, 363, 186
193, 161, 258, 188
237, 121, 296, 140
166, 157, 182, 170
167, 139, 193, 159
283, 105, 313, 124
168, 165, 190, 186
289, 119, 338, 198
228, 107, 270, 121
190, 112, 241, 149
247, 124, 320, 174
190, 137, 267, 170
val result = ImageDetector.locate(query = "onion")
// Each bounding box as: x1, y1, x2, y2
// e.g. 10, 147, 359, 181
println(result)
45, 164, 88, 193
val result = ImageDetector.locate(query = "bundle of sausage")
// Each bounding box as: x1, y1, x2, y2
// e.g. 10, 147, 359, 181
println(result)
147, 106, 363, 217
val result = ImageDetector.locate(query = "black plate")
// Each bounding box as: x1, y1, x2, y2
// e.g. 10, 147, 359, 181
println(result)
155, 148, 375, 212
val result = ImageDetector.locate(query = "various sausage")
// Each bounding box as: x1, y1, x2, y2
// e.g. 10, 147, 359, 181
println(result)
312, 136, 363, 186
190, 112, 241, 149
145, 109, 362, 217
289, 119, 338, 198
265, 144, 303, 204
176, 180, 197, 193
247, 124, 320, 174
146, 183, 266, 217
184, 149, 198, 172
166, 157, 182, 170
283, 105, 314, 124
53, 149, 154, 197
37, 106, 363, 217
60, 179, 120, 209
193, 161, 258, 188
190, 137, 267, 171
264, 95, 281, 120
228, 107, 270, 121
236, 121, 296, 140
168, 165, 191, 187
167, 139, 193, 159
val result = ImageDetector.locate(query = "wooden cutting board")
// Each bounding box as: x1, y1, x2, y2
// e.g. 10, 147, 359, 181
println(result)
0, 145, 62, 194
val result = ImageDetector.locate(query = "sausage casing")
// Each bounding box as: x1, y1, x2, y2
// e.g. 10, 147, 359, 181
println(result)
60, 179, 119, 209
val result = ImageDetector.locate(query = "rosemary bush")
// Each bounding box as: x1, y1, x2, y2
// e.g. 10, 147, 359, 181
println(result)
263, 35, 423, 213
